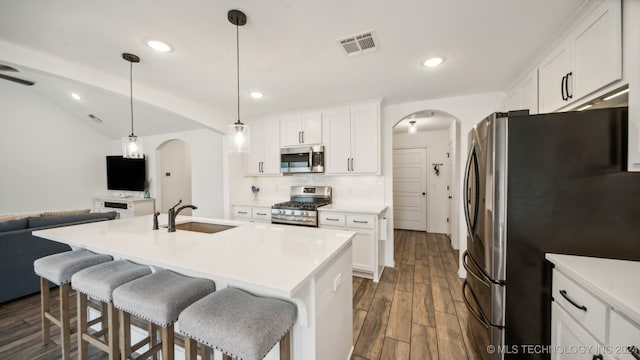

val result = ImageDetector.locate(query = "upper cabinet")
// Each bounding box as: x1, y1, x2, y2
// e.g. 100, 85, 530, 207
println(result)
324, 102, 380, 175
280, 112, 322, 147
505, 69, 538, 114
246, 118, 281, 176
538, 0, 621, 113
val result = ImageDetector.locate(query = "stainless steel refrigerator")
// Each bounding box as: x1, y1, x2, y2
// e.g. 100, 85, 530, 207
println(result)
461, 107, 640, 360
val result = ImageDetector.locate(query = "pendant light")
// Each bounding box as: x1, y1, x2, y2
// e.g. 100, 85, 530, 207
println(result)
122, 53, 144, 158
408, 120, 417, 134
227, 9, 251, 153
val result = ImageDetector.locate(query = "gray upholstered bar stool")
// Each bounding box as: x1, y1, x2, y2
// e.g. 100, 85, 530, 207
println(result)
71, 259, 152, 360
178, 287, 297, 360
33, 249, 113, 360
112, 269, 215, 360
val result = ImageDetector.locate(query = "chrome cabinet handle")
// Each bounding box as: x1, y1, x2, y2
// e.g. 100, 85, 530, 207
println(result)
237, 211, 248, 215
347, 158, 351, 172
326, 218, 340, 221
559, 289, 587, 311
353, 220, 368, 224
256, 212, 267, 216
301, 131, 304, 143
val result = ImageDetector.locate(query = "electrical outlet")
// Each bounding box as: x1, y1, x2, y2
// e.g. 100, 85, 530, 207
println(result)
333, 273, 342, 292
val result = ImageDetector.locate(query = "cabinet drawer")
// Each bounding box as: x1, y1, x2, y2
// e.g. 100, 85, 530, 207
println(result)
347, 214, 375, 229
252, 207, 271, 221
552, 269, 607, 343
609, 310, 640, 360
319, 212, 346, 227
233, 206, 252, 219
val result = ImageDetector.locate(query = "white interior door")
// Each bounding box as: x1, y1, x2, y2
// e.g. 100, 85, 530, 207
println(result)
393, 148, 428, 231
447, 141, 453, 237
158, 139, 193, 214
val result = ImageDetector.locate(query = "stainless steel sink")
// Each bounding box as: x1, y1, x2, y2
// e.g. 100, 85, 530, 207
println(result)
171, 222, 236, 234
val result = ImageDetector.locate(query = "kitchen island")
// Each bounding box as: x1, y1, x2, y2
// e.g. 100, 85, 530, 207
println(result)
33, 214, 354, 360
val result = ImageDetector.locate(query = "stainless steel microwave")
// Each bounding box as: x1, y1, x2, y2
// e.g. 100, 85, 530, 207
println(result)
280, 145, 324, 174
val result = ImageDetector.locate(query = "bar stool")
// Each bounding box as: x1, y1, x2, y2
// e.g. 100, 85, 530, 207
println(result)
178, 287, 297, 360
71, 260, 152, 360
112, 270, 215, 360
33, 249, 112, 360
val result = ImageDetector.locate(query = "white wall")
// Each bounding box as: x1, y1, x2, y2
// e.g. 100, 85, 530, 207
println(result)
393, 129, 451, 233
110, 129, 225, 218
383, 92, 504, 276
0, 80, 110, 213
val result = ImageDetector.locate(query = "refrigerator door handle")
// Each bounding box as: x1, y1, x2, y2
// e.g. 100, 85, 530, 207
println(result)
462, 280, 506, 329
463, 251, 506, 286
463, 143, 480, 241
462, 280, 490, 328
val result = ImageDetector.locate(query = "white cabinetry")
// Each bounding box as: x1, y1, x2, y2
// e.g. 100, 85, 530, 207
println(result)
505, 69, 538, 114
246, 119, 280, 176
95, 197, 155, 218
324, 102, 380, 175
319, 211, 380, 281
539, 0, 621, 113
280, 112, 322, 147
548, 255, 640, 360
232, 205, 271, 223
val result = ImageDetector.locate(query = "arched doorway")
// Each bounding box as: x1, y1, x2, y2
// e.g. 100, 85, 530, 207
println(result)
156, 139, 193, 214
392, 110, 458, 236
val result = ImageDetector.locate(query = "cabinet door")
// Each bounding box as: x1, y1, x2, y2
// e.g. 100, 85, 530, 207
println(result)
539, 42, 574, 113
261, 119, 281, 175
233, 206, 252, 221
323, 108, 352, 174
301, 112, 322, 145
551, 302, 603, 360
505, 69, 538, 114
280, 114, 303, 147
350, 104, 379, 174
351, 230, 374, 272
609, 310, 640, 360
573, 0, 622, 100
251, 207, 272, 223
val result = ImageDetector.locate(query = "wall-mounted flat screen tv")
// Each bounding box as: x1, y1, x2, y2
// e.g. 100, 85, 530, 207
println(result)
106, 156, 146, 191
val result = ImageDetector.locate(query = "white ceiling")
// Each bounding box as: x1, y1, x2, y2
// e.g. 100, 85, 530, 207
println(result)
0, 0, 588, 138
393, 111, 453, 134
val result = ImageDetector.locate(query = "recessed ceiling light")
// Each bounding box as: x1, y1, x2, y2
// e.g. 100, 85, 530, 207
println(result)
250, 91, 264, 99
146, 40, 173, 53
71, 92, 81, 100
422, 57, 444, 67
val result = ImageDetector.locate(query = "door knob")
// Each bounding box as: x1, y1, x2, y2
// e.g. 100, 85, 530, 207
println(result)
449, 196, 452, 199
422, 192, 426, 195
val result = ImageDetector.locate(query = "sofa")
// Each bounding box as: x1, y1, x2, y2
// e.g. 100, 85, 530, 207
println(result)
0, 211, 117, 303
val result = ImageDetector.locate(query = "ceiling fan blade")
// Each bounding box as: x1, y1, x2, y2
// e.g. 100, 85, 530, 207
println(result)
0, 73, 35, 86
0, 65, 19, 72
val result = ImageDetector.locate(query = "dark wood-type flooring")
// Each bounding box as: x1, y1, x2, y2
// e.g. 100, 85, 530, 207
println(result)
351, 230, 482, 360
0, 229, 480, 360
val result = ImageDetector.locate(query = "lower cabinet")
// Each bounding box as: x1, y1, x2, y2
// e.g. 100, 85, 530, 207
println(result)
232, 205, 271, 223
551, 267, 639, 360
319, 211, 379, 281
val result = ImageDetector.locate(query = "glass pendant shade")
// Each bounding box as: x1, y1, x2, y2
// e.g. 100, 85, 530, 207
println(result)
408, 120, 417, 134
122, 135, 144, 158
228, 121, 251, 153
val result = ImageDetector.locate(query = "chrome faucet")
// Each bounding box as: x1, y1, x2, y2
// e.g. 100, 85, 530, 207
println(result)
167, 199, 198, 232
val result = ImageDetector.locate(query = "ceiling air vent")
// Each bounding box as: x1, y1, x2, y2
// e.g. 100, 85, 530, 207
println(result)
338, 30, 379, 56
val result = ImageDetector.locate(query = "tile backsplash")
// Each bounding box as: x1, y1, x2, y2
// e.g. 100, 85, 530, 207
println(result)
238, 174, 385, 205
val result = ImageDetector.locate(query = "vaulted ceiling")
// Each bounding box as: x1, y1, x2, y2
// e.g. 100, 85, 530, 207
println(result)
0, 0, 587, 137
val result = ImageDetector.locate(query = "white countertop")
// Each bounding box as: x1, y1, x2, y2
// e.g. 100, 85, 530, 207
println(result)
546, 253, 640, 325
34, 215, 354, 298
318, 204, 388, 215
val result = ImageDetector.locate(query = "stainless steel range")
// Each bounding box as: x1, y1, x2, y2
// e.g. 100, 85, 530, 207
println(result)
271, 186, 332, 227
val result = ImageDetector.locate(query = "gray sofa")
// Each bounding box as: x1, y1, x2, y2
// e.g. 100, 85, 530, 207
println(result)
0, 211, 117, 303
